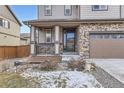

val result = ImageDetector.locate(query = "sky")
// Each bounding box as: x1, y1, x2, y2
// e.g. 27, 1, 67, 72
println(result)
10, 5, 37, 33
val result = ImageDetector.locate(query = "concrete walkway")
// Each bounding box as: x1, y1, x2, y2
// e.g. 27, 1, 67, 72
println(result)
90, 59, 124, 84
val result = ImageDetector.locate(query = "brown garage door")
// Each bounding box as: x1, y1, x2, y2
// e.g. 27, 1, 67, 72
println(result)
90, 33, 124, 58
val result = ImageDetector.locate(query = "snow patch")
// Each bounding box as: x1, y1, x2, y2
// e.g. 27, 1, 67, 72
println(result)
21, 69, 102, 88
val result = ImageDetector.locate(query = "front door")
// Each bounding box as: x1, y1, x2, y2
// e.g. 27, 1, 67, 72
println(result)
63, 28, 76, 52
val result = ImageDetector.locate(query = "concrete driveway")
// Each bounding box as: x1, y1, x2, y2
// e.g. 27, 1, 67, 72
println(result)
90, 59, 124, 84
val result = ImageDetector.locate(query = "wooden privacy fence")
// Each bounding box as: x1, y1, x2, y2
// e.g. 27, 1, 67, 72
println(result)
0, 45, 30, 60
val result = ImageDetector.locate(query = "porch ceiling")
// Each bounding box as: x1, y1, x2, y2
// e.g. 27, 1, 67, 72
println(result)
23, 19, 124, 27
23, 20, 81, 27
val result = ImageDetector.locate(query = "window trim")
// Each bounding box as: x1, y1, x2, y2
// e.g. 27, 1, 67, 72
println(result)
0, 18, 10, 29
4, 20, 10, 29
64, 5, 72, 16
44, 5, 52, 16
92, 5, 108, 11
90, 33, 124, 39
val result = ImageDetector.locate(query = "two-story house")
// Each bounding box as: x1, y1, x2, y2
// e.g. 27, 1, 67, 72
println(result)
0, 5, 21, 46
20, 33, 30, 45
24, 5, 124, 59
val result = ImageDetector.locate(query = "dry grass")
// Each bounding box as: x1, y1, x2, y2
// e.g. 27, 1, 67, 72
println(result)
0, 72, 32, 88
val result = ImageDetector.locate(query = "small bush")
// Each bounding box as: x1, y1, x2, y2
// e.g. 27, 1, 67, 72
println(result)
67, 58, 86, 71
84, 60, 96, 71
89, 63, 96, 71
0, 63, 10, 72
38, 61, 58, 71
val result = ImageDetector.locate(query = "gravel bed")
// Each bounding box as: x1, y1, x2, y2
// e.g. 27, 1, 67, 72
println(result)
91, 67, 124, 88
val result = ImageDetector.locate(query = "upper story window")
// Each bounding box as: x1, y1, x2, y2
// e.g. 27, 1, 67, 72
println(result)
0, 18, 10, 29
64, 5, 72, 16
45, 29, 52, 43
44, 5, 52, 16
92, 5, 108, 11
4, 20, 10, 29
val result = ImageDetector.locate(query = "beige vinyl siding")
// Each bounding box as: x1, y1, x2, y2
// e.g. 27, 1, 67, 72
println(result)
24, 37, 30, 44
0, 16, 20, 46
0, 16, 20, 37
80, 5, 120, 19
0, 6, 18, 24
0, 6, 20, 46
121, 5, 124, 18
38, 5, 79, 20
0, 34, 20, 46
20, 39, 28, 45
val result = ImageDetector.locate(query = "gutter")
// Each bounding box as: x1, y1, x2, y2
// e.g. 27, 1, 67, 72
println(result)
6, 5, 22, 26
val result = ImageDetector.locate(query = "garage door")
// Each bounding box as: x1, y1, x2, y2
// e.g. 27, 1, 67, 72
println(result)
90, 33, 124, 58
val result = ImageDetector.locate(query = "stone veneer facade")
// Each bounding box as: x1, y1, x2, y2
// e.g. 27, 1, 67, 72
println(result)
78, 23, 124, 59
36, 43, 63, 54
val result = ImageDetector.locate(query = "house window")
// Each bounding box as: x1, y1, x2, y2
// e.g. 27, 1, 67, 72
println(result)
45, 29, 52, 43
92, 5, 108, 11
64, 5, 72, 16
4, 20, 10, 29
0, 18, 10, 29
44, 5, 52, 16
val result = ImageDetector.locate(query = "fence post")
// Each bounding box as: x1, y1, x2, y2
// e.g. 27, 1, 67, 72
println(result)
16, 46, 18, 58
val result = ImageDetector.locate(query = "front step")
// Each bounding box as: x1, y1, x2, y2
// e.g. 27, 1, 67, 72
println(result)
28, 55, 62, 63
61, 55, 80, 62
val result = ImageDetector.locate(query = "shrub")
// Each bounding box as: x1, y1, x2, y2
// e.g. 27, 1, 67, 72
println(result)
84, 60, 96, 71
0, 63, 10, 72
38, 61, 58, 71
67, 58, 86, 71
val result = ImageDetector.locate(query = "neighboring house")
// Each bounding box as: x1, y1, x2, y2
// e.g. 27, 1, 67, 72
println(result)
0, 5, 21, 46
20, 33, 30, 45
24, 5, 124, 58
20, 37, 28, 45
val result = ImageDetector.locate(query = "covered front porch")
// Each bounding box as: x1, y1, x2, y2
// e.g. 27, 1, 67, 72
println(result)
27, 20, 81, 56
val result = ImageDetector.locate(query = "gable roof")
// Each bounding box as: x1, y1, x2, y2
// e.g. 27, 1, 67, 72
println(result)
5, 5, 22, 26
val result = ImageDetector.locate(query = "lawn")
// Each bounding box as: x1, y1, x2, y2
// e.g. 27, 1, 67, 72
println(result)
0, 73, 32, 88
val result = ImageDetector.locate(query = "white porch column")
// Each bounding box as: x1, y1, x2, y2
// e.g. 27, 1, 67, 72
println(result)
55, 25, 60, 54
35, 28, 39, 43
30, 26, 36, 55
